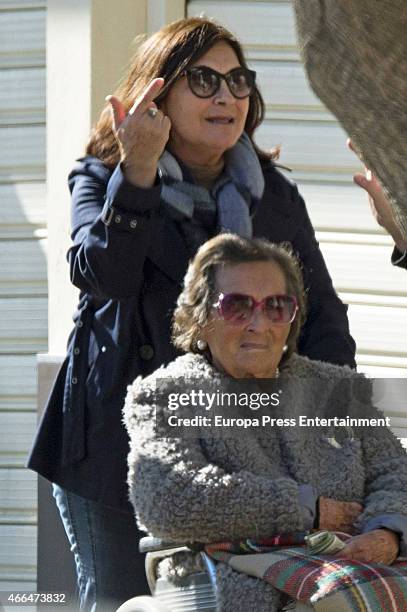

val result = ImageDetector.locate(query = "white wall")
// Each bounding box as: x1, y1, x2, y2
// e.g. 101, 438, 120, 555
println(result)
0, 0, 47, 592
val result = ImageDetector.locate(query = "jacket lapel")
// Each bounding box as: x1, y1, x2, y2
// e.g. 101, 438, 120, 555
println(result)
253, 191, 298, 242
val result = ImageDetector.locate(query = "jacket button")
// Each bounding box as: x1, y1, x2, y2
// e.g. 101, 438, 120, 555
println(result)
130, 219, 138, 229
139, 344, 154, 360
77, 321, 83, 328
73, 348, 80, 355
72, 377, 78, 384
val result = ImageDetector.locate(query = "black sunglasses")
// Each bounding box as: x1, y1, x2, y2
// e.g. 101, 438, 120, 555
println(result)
182, 66, 256, 99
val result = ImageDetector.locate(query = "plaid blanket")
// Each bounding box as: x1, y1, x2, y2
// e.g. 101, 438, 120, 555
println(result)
206, 534, 407, 611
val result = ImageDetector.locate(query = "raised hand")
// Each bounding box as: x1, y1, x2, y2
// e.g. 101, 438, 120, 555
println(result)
318, 497, 363, 534
347, 139, 407, 251
336, 529, 399, 565
106, 78, 171, 188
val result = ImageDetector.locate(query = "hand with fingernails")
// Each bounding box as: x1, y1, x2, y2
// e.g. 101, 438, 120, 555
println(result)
106, 78, 171, 189
336, 529, 399, 566
347, 139, 407, 252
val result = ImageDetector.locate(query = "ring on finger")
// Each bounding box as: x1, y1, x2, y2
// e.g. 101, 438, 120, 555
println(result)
147, 107, 158, 119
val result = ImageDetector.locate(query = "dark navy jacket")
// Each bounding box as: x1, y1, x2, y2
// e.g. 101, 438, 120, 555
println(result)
28, 156, 356, 511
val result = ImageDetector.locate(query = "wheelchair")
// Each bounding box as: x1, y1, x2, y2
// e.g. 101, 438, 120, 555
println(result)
115, 537, 312, 611
115, 536, 217, 611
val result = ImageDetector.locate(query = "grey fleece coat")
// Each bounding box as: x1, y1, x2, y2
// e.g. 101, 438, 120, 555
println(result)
124, 353, 407, 611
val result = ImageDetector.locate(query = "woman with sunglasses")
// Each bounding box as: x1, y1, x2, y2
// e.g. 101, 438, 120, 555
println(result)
124, 234, 407, 611
29, 17, 356, 611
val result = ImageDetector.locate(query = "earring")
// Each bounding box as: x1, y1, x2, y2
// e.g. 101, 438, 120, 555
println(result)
197, 339, 207, 351
282, 344, 288, 353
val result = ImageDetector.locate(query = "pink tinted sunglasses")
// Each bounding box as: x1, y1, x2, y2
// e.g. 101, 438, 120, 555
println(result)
213, 293, 298, 325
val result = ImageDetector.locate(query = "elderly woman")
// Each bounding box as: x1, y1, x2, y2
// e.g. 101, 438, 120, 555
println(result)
125, 234, 407, 611
29, 16, 355, 610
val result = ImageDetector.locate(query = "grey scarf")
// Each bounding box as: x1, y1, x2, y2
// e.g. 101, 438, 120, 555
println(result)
157, 132, 265, 242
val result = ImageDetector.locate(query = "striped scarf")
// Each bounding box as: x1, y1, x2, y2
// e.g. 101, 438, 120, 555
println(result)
157, 132, 265, 252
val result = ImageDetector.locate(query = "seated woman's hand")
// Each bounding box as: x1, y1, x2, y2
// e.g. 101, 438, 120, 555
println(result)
318, 497, 363, 534
336, 529, 399, 565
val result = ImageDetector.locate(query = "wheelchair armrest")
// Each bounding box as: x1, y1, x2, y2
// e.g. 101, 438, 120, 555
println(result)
139, 536, 204, 554
140, 537, 214, 595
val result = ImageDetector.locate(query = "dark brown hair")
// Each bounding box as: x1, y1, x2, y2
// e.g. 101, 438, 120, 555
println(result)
172, 234, 306, 363
86, 17, 278, 167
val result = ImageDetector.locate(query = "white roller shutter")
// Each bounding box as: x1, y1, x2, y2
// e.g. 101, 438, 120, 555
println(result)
0, 0, 46, 593
187, 0, 407, 435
